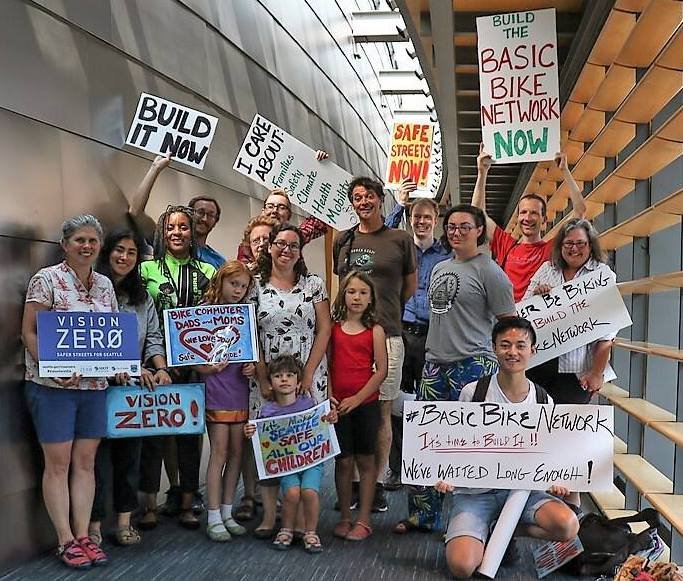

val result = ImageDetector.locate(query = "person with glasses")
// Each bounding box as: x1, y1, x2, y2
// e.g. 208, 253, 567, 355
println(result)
397, 204, 515, 534
239, 215, 278, 272
472, 145, 586, 300
523, 219, 616, 406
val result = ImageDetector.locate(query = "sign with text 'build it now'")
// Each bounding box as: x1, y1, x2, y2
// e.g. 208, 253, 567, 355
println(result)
37, 311, 139, 377
477, 9, 560, 163
233, 114, 358, 230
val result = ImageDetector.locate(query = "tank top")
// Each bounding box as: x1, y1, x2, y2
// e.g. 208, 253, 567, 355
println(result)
330, 322, 378, 404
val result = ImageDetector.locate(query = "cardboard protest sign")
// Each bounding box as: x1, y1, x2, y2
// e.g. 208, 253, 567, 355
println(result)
233, 114, 358, 230
516, 269, 632, 368
402, 400, 614, 491
533, 538, 584, 579
37, 312, 139, 377
385, 122, 434, 188
126, 93, 218, 169
477, 9, 560, 163
163, 304, 258, 367
106, 383, 205, 438
250, 400, 340, 480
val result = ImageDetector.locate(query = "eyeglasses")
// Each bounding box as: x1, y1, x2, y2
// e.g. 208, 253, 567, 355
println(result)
249, 235, 270, 247
562, 241, 588, 249
272, 239, 301, 252
264, 203, 289, 212
446, 223, 476, 234
194, 209, 218, 221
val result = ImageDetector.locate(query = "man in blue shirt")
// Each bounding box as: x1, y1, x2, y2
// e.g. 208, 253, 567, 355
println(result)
384, 185, 450, 496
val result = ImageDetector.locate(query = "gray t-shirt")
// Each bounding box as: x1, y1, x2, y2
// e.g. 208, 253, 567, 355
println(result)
425, 253, 514, 363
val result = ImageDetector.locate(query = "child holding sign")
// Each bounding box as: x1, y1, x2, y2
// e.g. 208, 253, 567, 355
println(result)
244, 356, 337, 553
198, 261, 255, 542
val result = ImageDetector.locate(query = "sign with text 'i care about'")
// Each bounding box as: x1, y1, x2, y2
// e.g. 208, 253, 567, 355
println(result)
126, 93, 218, 169
385, 122, 434, 189
477, 9, 560, 163
232, 114, 358, 230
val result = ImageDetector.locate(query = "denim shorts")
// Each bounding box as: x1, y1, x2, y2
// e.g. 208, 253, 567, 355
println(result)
279, 463, 325, 493
445, 489, 558, 544
25, 381, 107, 443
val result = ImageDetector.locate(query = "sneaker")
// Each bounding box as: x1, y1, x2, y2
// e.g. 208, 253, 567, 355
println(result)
77, 536, 109, 566
384, 471, 402, 491
501, 537, 520, 566
57, 540, 91, 570
372, 483, 388, 513
191, 491, 205, 514
162, 486, 181, 516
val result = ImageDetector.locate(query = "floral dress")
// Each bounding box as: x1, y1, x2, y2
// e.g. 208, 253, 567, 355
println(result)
248, 273, 329, 417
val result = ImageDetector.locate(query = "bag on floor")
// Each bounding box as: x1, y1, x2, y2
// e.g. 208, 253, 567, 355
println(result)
613, 555, 683, 581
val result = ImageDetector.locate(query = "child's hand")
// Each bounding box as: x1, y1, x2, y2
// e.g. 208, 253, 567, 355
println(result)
337, 395, 361, 415
435, 480, 455, 494
242, 363, 256, 378
322, 408, 338, 424
196, 362, 228, 375
243, 423, 256, 438
548, 485, 571, 498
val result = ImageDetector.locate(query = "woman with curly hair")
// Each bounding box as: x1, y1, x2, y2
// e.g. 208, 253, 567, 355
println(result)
238, 215, 278, 271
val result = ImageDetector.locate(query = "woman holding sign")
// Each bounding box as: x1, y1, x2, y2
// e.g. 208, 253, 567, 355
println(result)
139, 205, 216, 530
21, 215, 116, 569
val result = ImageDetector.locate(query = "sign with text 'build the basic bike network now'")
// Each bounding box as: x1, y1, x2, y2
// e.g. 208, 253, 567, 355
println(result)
477, 9, 560, 163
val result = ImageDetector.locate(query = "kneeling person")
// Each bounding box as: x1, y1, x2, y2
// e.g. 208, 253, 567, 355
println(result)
436, 317, 579, 579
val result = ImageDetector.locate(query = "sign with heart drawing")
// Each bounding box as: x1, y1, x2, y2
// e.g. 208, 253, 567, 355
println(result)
163, 304, 258, 367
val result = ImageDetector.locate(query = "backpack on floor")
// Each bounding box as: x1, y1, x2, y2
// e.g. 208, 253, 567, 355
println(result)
472, 375, 549, 403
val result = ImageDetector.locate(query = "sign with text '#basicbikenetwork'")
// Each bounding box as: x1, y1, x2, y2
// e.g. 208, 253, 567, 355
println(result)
232, 114, 358, 230
477, 9, 560, 163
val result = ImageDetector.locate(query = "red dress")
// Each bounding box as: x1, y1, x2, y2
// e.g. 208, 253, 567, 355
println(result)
330, 322, 378, 404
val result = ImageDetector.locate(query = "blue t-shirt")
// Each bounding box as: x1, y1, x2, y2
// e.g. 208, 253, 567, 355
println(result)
197, 244, 225, 270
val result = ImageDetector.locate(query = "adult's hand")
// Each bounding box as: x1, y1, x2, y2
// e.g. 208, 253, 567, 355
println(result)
114, 372, 130, 385
435, 480, 455, 494
152, 153, 172, 172
397, 178, 417, 205
555, 151, 568, 172
140, 368, 157, 391
315, 150, 329, 162
154, 368, 172, 385
299, 368, 314, 396
532, 283, 553, 296
242, 363, 256, 378
580, 371, 604, 394
54, 373, 83, 388
477, 143, 493, 174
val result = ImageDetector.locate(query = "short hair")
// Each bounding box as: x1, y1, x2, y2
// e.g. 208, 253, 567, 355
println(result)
265, 190, 293, 220
410, 198, 439, 217
551, 218, 606, 269
347, 177, 385, 203
492, 316, 537, 346
60, 214, 103, 245
188, 196, 221, 220
519, 194, 547, 219
441, 204, 487, 247
268, 355, 303, 380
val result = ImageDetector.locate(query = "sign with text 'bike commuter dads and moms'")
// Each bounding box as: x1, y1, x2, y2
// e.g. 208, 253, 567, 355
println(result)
233, 114, 358, 230
477, 9, 560, 163
385, 122, 434, 189
126, 93, 218, 169
37, 311, 140, 377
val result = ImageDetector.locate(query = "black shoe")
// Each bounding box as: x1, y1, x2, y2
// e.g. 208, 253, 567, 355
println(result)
384, 471, 402, 491
162, 486, 181, 516
334, 481, 359, 511
501, 537, 520, 566
372, 483, 388, 513
191, 491, 205, 514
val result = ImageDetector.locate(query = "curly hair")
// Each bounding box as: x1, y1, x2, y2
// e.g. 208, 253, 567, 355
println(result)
242, 215, 278, 247
97, 227, 147, 306
202, 260, 253, 305
331, 270, 377, 329
255, 223, 308, 286
152, 205, 199, 261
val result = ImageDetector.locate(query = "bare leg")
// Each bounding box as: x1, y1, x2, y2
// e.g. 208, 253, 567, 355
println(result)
302, 489, 320, 532
374, 401, 392, 480
518, 500, 579, 541
356, 454, 377, 525
445, 536, 485, 579
69, 438, 100, 539
221, 424, 243, 506
335, 456, 354, 523
281, 487, 300, 530
206, 424, 229, 510
41, 441, 74, 546
258, 485, 278, 530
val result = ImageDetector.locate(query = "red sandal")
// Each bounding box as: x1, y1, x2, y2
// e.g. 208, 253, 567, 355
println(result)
346, 521, 373, 542
77, 536, 109, 566
57, 540, 91, 569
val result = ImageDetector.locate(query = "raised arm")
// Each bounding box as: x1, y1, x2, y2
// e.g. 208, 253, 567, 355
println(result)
385, 178, 416, 229
472, 144, 497, 240
556, 152, 586, 220
129, 154, 171, 219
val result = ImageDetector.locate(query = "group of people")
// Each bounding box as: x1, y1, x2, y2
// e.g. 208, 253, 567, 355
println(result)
21, 144, 617, 577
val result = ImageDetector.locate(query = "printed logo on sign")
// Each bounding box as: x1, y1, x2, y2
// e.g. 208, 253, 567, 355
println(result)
428, 272, 460, 314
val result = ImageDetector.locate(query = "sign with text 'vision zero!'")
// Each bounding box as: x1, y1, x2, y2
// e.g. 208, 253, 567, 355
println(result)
106, 383, 205, 438
402, 401, 614, 491
251, 401, 340, 480
232, 114, 358, 230
516, 269, 632, 369
37, 312, 139, 377
163, 304, 258, 367
126, 93, 218, 169
477, 9, 560, 163
385, 122, 434, 188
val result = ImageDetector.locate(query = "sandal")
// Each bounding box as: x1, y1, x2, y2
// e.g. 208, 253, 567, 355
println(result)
57, 540, 91, 569
333, 520, 353, 539
272, 527, 293, 550
77, 536, 109, 566
253, 526, 275, 540
137, 508, 157, 531
115, 525, 142, 546
87, 529, 103, 547
178, 509, 200, 530
206, 522, 231, 542
392, 519, 431, 535
346, 521, 372, 542
303, 530, 323, 553
234, 495, 256, 522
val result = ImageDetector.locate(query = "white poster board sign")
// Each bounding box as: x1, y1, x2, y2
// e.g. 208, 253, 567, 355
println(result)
126, 93, 218, 169
233, 114, 358, 230
477, 9, 560, 163
402, 401, 614, 491
516, 269, 632, 368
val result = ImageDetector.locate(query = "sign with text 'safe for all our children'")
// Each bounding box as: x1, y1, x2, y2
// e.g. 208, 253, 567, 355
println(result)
402, 401, 614, 491
163, 304, 258, 367
232, 114, 358, 230
251, 401, 340, 480
516, 268, 632, 369
477, 9, 560, 163
37, 311, 139, 377
106, 383, 205, 438
126, 93, 218, 169
385, 122, 434, 189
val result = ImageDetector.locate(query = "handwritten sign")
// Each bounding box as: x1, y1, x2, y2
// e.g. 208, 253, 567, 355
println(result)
106, 383, 205, 438
233, 114, 358, 230
516, 269, 632, 368
37, 311, 139, 377
533, 538, 584, 579
163, 304, 258, 367
251, 401, 340, 480
477, 9, 560, 163
386, 122, 434, 188
126, 93, 218, 169
402, 400, 614, 491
